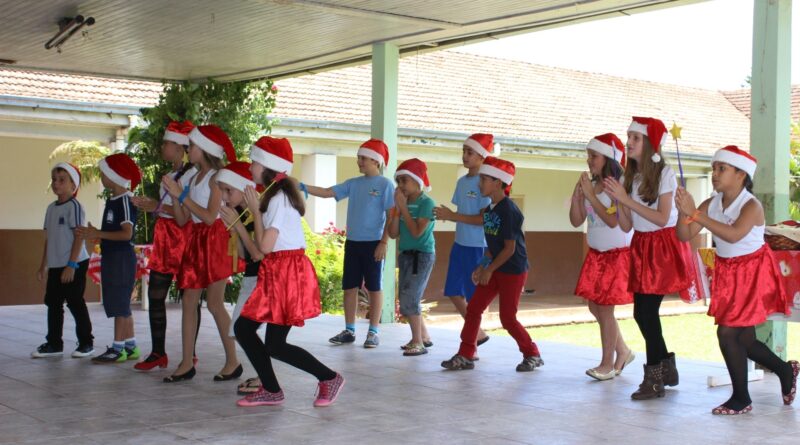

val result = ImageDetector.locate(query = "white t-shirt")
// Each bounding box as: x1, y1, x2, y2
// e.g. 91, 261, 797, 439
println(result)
585, 190, 633, 252
261, 191, 306, 252
630, 166, 678, 232
160, 166, 197, 218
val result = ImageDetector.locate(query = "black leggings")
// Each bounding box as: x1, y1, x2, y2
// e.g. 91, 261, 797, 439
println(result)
633, 293, 668, 365
148, 271, 201, 355
234, 317, 336, 393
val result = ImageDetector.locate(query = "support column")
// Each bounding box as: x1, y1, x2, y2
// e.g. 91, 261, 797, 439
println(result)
750, 0, 793, 359
371, 42, 399, 323
299, 154, 338, 232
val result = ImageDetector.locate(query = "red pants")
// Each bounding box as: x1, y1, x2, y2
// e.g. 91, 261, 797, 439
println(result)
458, 271, 538, 359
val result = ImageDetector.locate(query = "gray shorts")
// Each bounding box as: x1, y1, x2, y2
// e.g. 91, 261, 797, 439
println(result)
398, 251, 435, 316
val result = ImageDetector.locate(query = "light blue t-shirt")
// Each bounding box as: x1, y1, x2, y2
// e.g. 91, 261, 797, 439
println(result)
452, 174, 491, 247
331, 175, 395, 241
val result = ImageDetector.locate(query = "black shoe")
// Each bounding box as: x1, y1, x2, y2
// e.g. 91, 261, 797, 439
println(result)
163, 367, 196, 383
214, 364, 243, 381
31, 343, 63, 358
71, 343, 95, 358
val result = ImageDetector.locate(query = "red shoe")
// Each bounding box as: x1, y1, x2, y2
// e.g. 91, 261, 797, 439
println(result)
783, 360, 799, 405
133, 352, 168, 371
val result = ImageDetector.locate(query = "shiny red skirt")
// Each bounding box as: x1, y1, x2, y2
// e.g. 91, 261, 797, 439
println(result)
178, 219, 234, 289
147, 218, 191, 276
709, 245, 791, 326
575, 247, 633, 305
240, 249, 321, 327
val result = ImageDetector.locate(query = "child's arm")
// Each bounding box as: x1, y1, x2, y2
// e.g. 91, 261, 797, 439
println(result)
388, 207, 400, 239
220, 205, 265, 262
76, 222, 133, 242
60, 230, 85, 284
433, 205, 483, 225
474, 240, 515, 285
676, 188, 761, 243
395, 190, 431, 239
37, 235, 47, 282
617, 201, 633, 233
302, 183, 336, 199
374, 210, 392, 261
180, 175, 223, 225
131, 196, 158, 213
569, 178, 587, 227
162, 176, 191, 225
604, 177, 672, 228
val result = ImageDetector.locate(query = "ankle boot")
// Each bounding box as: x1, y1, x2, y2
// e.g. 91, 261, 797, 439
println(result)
631, 364, 665, 400
661, 352, 679, 387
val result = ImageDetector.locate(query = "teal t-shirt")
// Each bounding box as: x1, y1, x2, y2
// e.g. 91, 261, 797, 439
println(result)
398, 193, 435, 253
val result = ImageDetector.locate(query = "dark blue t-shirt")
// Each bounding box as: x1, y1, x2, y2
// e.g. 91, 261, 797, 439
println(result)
482, 197, 528, 275
100, 192, 137, 253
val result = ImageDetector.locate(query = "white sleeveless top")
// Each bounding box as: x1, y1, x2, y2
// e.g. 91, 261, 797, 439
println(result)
630, 166, 678, 232
585, 190, 633, 252
707, 189, 764, 258
189, 168, 220, 224
159, 166, 197, 219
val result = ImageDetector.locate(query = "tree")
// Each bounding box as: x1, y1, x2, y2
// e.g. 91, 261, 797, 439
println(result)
48, 140, 112, 185
788, 121, 800, 220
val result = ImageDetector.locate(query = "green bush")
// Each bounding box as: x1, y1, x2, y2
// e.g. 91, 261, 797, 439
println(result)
304, 220, 345, 314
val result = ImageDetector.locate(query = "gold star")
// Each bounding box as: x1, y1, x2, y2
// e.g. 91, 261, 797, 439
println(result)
670, 122, 682, 140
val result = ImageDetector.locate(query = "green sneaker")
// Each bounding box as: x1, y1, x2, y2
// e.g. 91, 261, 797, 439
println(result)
125, 346, 141, 361
91, 347, 127, 364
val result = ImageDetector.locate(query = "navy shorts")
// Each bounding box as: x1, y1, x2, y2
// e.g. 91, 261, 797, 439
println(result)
100, 249, 136, 318
342, 240, 384, 292
443, 243, 485, 302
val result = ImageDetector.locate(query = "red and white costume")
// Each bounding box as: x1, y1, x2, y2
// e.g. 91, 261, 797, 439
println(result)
148, 166, 197, 275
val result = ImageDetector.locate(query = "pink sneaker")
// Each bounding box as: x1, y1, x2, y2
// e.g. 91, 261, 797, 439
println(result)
314, 373, 345, 407
236, 387, 285, 407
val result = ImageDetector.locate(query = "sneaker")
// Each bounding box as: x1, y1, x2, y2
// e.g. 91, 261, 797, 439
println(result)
363, 332, 379, 349
31, 343, 63, 358
329, 330, 355, 345
91, 347, 127, 364
441, 354, 474, 370
125, 346, 141, 361
314, 373, 345, 407
236, 387, 285, 407
403, 343, 428, 357
71, 344, 95, 358
516, 355, 544, 372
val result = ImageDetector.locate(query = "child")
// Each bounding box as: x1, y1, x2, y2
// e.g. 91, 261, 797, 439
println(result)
603, 116, 697, 399
441, 156, 543, 372
33, 162, 94, 358
131, 120, 201, 371
234, 136, 344, 407
433, 134, 495, 347
676, 145, 798, 415
162, 124, 241, 382
569, 134, 634, 380
300, 139, 394, 348
76, 153, 142, 363
389, 158, 435, 356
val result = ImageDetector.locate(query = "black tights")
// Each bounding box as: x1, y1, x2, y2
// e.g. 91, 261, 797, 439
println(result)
633, 293, 668, 365
148, 271, 201, 355
717, 325, 793, 410
234, 317, 336, 393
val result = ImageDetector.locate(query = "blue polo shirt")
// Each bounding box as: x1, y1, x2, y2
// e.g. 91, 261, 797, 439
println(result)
452, 174, 491, 247
331, 175, 394, 241
100, 192, 137, 253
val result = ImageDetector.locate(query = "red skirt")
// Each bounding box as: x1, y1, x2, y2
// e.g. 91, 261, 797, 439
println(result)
240, 249, 321, 327
147, 218, 191, 275
629, 227, 700, 301
178, 219, 235, 289
709, 245, 791, 326
575, 247, 633, 305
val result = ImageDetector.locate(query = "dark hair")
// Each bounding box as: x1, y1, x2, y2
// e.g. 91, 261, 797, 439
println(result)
259, 168, 305, 216
623, 137, 665, 205
591, 157, 624, 182
733, 167, 754, 193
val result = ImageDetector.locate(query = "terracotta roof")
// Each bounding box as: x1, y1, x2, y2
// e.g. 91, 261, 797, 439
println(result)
0, 68, 161, 107
722, 86, 800, 124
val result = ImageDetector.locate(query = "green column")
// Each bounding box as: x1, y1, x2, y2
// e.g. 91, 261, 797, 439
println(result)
750, 0, 793, 359
371, 42, 399, 324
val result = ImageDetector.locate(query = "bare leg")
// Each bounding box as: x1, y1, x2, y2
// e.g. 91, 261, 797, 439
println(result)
408, 314, 423, 344
174, 289, 200, 375
343, 288, 358, 325
368, 290, 383, 326
592, 302, 619, 374
206, 279, 239, 374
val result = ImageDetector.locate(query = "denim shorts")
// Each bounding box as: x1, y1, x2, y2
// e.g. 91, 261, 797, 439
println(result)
398, 251, 435, 316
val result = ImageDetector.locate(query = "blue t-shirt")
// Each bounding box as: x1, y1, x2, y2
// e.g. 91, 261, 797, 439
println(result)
331, 175, 394, 241
483, 197, 528, 275
452, 174, 491, 248
100, 192, 137, 253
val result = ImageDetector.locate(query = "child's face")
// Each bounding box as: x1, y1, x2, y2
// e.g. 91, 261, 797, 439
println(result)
50, 169, 75, 198
188, 143, 204, 164
586, 149, 606, 177
99, 171, 114, 189
478, 174, 501, 197
249, 162, 265, 185
357, 155, 380, 175
219, 183, 244, 207
711, 162, 746, 193
626, 131, 645, 162
462, 147, 483, 169
395, 175, 420, 197
161, 140, 186, 163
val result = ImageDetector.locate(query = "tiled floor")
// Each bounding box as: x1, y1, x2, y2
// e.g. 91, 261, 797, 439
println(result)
0, 303, 798, 444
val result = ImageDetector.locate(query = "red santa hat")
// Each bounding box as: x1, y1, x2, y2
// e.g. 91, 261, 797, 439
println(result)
188, 124, 236, 162
163, 120, 195, 146
99, 153, 142, 191
215, 161, 257, 192
52, 162, 81, 196
712, 145, 757, 178
357, 139, 389, 167
587, 133, 626, 167
395, 158, 431, 192
479, 156, 515, 185
464, 133, 500, 158
628, 116, 668, 163
249, 136, 293, 174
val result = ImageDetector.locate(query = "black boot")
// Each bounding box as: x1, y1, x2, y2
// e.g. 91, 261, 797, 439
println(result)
661, 352, 679, 387
631, 364, 665, 400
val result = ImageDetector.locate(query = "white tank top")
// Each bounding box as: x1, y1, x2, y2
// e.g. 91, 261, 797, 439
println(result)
585, 190, 633, 252
630, 166, 679, 232
707, 189, 764, 258
160, 166, 197, 219
189, 168, 220, 224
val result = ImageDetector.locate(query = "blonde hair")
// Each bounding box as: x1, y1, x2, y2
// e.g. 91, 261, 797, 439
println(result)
623, 137, 665, 205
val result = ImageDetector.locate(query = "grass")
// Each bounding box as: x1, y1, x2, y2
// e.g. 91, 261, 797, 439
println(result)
490, 314, 800, 363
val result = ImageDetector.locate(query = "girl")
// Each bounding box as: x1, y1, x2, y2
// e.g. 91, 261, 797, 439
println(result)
676, 145, 798, 415
604, 116, 697, 400
569, 133, 635, 381
389, 158, 436, 356
162, 124, 241, 382
234, 136, 344, 407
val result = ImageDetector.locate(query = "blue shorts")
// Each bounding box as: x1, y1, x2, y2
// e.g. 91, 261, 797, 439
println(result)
100, 249, 136, 318
443, 243, 485, 302
342, 240, 384, 292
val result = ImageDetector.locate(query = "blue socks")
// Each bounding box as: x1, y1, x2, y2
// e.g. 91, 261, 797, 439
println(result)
124, 337, 137, 349
345, 323, 355, 334
112, 341, 124, 352
368, 325, 379, 335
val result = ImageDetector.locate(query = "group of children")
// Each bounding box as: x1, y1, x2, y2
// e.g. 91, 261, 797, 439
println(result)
33, 115, 799, 415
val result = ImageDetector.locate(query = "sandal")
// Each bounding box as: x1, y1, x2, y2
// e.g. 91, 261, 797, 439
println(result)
237, 377, 262, 395
403, 343, 428, 357
711, 404, 752, 415
401, 340, 433, 350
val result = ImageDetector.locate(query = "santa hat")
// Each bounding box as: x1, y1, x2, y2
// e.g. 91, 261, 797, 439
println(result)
395, 158, 431, 192
464, 133, 500, 158
52, 162, 81, 196
99, 153, 142, 191
188, 125, 236, 162
249, 136, 293, 174
628, 117, 668, 163
712, 145, 757, 178
357, 139, 389, 167
479, 156, 515, 185
163, 120, 195, 146
215, 161, 256, 192
587, 133, 626, 167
